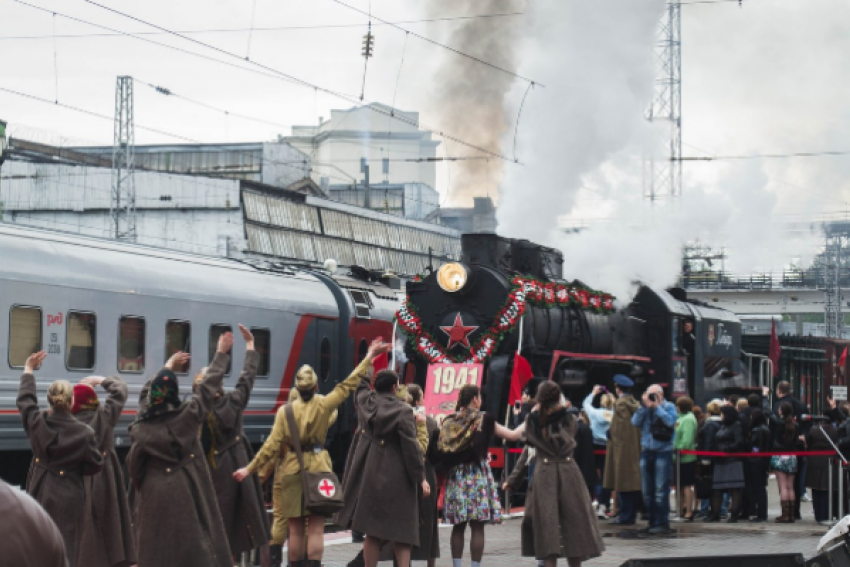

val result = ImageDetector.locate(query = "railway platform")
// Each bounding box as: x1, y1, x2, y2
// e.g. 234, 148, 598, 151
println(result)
310, 479, 830, 567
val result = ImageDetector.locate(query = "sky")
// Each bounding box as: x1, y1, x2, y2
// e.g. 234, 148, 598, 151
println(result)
2, 0, 850, 295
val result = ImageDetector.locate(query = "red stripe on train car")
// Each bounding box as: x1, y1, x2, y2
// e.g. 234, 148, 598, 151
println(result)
273, 314, 337, 411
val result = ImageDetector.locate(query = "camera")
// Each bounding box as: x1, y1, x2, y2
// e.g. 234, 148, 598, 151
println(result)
514, 400, 522, 410
648, 393, 657, 403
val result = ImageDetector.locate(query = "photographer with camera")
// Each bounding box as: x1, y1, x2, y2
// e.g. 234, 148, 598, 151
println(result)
631, 385, 678, 535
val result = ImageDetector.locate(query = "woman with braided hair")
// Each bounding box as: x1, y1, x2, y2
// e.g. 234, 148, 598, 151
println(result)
438, 385, 524, 567
16, 351, 104, 567
504, 381, 604, 567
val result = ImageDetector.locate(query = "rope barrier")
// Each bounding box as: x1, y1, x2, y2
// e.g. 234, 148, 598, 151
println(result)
507, 448, 840, 457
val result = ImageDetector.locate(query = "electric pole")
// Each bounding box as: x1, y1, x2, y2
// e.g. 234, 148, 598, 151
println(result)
111, 76, 137, 242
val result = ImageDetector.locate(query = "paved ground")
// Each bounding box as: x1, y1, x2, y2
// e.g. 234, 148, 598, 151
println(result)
312, 479, 835, 567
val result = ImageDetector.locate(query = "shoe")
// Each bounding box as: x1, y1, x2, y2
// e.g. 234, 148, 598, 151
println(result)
775, 500, 793, 524
750, 518, 766, 523
270, 545, 283, 567
682, 514, 695, 522
818, 520, 832, 526
727, 516, 738, 524
638, 526, 653, 534
609, 519, 635, 526
347, 550, 365, 567
720, 513, 729, 519
351, 532, 365, 544
703, 516, 720, 523
649, 526, 673, 535
802, 493, 812, 503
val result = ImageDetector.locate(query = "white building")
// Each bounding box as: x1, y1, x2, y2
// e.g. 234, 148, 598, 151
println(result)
284, 103, 441, 196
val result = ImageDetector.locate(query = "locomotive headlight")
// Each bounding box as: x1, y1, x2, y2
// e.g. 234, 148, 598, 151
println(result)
437, 262, 469, 293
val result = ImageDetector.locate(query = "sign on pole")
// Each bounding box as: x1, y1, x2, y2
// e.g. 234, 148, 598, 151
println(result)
832, 386, 848, 402
424, 363, 484, 425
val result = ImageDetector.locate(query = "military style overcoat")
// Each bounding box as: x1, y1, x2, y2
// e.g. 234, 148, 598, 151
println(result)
17, 372, 104, 567
128, 352, 232, 567
74, 377, 137, 567
603, 394, 642, 492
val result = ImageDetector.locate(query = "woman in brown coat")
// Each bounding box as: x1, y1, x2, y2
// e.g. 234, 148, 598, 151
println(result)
17, 351, 104, 567
505, 382, 605, 567
197, 325, 270, 559
71, 375, 136, 567
128, 332, 235, 567
335, 368, 429, 567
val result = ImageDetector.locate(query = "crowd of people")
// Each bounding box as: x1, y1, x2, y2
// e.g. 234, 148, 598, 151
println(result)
9, 327, 850, 567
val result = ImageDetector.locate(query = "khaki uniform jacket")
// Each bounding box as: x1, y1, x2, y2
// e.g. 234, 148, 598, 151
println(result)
127, 352, 232, 567
17, 373, 104, 567
73, 377, 137, 567
247, 357, 373, 476
603, 394, 642, 492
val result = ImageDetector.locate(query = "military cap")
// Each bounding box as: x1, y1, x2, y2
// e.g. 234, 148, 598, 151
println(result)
613, 374, 634, 388
296, 365, 318, 390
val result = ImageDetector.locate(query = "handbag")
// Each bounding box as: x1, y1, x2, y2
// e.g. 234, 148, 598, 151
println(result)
650, 414, 675, 442
284, 404, 345, 516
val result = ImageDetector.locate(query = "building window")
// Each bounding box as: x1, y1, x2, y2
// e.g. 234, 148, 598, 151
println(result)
66, 311, 96, 370
251, 328, 271, 378
119, 316, 146, 373
320, 337, 331, 382
165, 320, 191, 374
9, 306, 42, 368
209, 324, 233, 375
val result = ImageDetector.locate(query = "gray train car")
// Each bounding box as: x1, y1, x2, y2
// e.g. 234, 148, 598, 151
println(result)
0, 224, 398, 483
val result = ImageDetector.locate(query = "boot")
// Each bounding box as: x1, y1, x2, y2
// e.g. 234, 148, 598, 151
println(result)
347, 550, 366, 567
270, 545, 283, 567
307, 560, 322, 567
775, 500, 792, 523
790, 500, 798, 523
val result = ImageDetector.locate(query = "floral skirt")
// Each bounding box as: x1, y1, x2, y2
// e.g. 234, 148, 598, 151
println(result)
770, 455, 798, 475
445, 460, 502, 525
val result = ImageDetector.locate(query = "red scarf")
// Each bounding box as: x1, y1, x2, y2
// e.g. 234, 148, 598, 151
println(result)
71, 384, 99, 413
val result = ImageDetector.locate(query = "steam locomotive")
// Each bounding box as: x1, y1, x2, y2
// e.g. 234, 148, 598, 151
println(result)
400, 233, 749, 417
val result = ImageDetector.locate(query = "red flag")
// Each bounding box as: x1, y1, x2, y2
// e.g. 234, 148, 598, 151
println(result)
769, 320, 781, 377
508, 353, 534, 406
839, 347, 847, 375
373, 352, 389, 374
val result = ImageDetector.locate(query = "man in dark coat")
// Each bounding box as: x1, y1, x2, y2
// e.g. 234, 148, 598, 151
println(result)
128, 332, 235, 567
199, 325, 271, 560
71, 375, 136, 567
0, 479, 68, 567
604, 375, 642, 526
17, 351, 104, 567
336, 368, 428, 567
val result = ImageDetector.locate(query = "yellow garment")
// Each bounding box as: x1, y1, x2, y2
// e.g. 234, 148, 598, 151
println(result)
248, 357, 371, 477
416, 419, 428, 459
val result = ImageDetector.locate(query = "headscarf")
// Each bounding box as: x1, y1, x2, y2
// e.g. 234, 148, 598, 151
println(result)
437, 407, 483, 454
140, 369, 181, 420
71, 383, 99, 414
720, 405, 739, 427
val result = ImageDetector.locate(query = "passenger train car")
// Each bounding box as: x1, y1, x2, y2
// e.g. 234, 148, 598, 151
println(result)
0, 224, 398, 484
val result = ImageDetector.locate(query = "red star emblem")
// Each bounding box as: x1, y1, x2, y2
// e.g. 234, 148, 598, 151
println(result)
440, 313, 478, 351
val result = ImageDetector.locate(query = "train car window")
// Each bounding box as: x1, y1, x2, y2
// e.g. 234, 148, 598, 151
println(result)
165, 320, 191, 374
319, 337, 331, 382
209, 324, 233, 375
349, 290, 373, 318
251, 328, 271, 378
9, 306, 42, 368
66, 311, 96, 371
119, 316, 146, 374
358, 338, 368, 364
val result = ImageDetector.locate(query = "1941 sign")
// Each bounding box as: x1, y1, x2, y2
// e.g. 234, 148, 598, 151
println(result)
424, 363, 484, 424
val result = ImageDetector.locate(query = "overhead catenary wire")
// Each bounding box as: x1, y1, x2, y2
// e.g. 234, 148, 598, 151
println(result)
327, 0, 542, 87
245, 0, 258, 60
51, 12, 59, 103
513, 81, 534, 163
677, 150, 850, 161
0, 12, 526, 40
12, 0, 518, 163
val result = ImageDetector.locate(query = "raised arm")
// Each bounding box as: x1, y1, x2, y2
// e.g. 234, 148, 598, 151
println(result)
495, 421, 525, 442
229, 325, 260, 410
323, 338, 391, 411
504, 445, 530, 490
16, 352, 48, 436
81, 376, 127, 428
190, 334, 232, 420
236, 404, 287, 481
658, 401, 678, 427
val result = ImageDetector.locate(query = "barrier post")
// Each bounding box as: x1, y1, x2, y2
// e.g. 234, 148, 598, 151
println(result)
829, 458, 834, 523
841, 460, 845, 520
676, 449, 681, 519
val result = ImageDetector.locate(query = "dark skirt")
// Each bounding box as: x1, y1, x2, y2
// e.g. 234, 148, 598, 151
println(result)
713, 460, 744, 490
678, 461, 696, 486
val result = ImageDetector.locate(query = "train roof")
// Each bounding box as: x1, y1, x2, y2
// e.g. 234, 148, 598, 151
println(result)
0, 224, 337, 314
637, 284, 740, 324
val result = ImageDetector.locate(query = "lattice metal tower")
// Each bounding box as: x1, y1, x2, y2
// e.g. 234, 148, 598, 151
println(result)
644, 0, 682, 202
824, 235, 843, 338
111, 76, 136, 241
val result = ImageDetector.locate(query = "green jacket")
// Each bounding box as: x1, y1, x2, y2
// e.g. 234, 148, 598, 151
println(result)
674, 411, 697, 463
